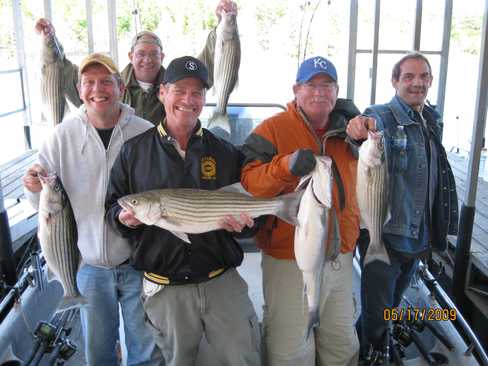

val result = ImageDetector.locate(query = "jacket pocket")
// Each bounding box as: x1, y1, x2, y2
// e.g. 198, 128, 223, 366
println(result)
390, 126, 408, 172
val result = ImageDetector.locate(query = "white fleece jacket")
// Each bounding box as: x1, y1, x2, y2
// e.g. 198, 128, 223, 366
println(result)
26, 103, 153, 267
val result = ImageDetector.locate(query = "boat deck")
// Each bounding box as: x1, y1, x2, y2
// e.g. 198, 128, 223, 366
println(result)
447, 151, 488, 274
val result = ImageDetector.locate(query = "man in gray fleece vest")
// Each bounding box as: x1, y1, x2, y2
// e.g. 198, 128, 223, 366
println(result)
23, 53, 162, 365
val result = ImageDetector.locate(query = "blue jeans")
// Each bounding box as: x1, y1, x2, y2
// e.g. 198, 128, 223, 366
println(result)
77, 263, 163, 366
356, 230, 419, 353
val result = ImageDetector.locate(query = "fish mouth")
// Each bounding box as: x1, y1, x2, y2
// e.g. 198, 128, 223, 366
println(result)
118, 198, 134, 213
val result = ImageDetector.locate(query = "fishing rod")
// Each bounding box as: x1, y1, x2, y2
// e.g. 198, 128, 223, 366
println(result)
401, 296, 455, 351
25, 309, 77, 366
0, 251, 45, 322
418, 262, 488, 366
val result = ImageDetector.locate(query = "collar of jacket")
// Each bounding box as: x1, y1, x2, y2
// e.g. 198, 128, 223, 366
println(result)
390, 95, 440, 127
157, 118, 204, 142
121, 63, 166, 91
77, 102, 135, 154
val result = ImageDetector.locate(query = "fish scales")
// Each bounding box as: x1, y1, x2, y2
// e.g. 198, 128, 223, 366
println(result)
38, 174, 82, 305
42, 186, 78, 296
40, 38, 66, 125
41, 60, 65, 125
52, 211, 78, 295
294, 156, 333, 339
118, 186, 301, 239
356, 132, 391, 266
207, 10, 241, 137
215, 41, 240, 115
166, 192, 286, 220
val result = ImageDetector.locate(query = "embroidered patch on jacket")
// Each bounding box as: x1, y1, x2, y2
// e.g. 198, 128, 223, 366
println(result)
201, 156, 217, 180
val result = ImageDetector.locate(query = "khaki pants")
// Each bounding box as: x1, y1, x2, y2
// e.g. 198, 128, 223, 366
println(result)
262, 251, 359, 366
142, 268, 261, 366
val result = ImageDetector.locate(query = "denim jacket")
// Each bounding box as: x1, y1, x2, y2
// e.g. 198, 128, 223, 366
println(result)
364, 95, 458, 253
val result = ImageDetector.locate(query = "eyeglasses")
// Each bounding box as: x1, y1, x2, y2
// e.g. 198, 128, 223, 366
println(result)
302, 81, 337, 92
133, 51, 162, 61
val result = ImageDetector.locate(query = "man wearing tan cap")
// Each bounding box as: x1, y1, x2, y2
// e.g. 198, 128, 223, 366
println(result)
23, 53, 162, 365
35, 0, 237, 125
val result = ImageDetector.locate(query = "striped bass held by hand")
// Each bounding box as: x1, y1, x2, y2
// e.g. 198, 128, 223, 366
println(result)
294, 156, 333, 339
207, 8, 241, 140
40, 38, 66, 125
118, 184, 301, 243
356, 131, 391, 266
38, 174, 84, 309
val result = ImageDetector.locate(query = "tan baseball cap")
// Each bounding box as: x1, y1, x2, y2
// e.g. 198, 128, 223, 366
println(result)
79, 53, 120, 76
131, 31, 163, 51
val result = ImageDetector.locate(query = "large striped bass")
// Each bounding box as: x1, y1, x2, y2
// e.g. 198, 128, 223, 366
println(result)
118, 184, 300, 243
294, 156, 332, 339
41, 36, 66, 125
207, 9, 241, 141
357, 131, 391, 266
38, 174, 83, 309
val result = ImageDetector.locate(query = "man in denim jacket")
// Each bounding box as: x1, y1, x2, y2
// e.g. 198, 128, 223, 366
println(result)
347, 52, 458, 361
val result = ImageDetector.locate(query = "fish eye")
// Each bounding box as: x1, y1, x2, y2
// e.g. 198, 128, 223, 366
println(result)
54, 184, 61, 192
131, 199, 138, 205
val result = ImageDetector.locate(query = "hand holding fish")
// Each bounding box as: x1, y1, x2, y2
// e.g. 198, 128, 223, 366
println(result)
23, 164, 48, 193
346, 115, 376, 141
119, 208, 143, 228
288, 149, 316, 177
218, 213, 254, 232
35, 18, 56, 41
216, 0, 238, 18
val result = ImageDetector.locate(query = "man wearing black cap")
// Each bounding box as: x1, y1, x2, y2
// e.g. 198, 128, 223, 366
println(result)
105, 56, 261, 366
34, 0, 238, 125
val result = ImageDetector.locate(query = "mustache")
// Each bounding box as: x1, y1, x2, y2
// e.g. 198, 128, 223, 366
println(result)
407, 86, 427, 93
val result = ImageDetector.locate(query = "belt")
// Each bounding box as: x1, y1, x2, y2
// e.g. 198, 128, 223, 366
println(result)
144, 267, 227, 286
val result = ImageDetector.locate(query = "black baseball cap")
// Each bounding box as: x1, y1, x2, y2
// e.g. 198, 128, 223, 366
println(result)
163, 56, 209, 89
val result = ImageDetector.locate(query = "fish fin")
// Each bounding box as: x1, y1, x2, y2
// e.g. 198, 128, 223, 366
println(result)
208, 113, 231, 133
363, 243, 391, 266
46, 266, 56, 282
171, 231, 191, 243
305, 310, 320, 340
55, 295, 87, 313
295, 175, 312, 191
208, 126, 231, 142
218, 182, 250, 196
276, 190, 303, 226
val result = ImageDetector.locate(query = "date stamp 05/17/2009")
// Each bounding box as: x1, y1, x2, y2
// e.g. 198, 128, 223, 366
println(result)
383, 307, 457, 322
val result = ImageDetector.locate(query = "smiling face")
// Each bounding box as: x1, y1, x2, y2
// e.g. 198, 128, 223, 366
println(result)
78, 64, 124, 118
392, 58, 432, 111
159, 77, 206, 132
293, 74, 338, 129
129, 39, 164, 83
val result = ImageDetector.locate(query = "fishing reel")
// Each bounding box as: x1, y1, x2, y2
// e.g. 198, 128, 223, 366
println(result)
58, 339, 77, 360
33, 321, 57, 344
406, 316, 454, 351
